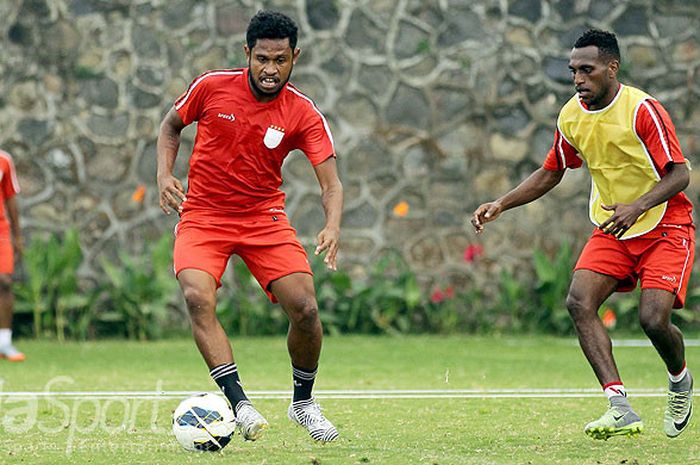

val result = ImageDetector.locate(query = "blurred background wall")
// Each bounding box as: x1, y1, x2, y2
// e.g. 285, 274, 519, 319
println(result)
1, 0, 699, 290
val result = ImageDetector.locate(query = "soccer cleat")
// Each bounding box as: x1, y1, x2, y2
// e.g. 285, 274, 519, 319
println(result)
288, 398, 339, 442
664, 373, 693, 438
584, 405, 644, 440
0, 344, 25, 362
234, 401, 268, 441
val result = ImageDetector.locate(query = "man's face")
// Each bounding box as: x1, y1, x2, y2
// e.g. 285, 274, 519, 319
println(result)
245, 38, 300, 100
568, 45, 618, 110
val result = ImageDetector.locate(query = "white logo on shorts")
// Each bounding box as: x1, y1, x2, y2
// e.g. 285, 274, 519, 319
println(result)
263, 125, 285, 149
662, 275, 677, 283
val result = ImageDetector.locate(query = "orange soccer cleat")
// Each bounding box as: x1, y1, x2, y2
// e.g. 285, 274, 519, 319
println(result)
0, 344, 26, 362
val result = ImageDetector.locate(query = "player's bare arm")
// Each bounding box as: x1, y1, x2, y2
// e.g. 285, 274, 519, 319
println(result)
472, 167, 564, 234
313, 157, 343, 271
156, 108, 188, 215
5, 196, 22, 256
599, 161, 690, 238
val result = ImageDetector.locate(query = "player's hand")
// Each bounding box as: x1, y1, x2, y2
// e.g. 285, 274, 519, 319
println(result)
315, 226, 340, 271
599, 203, 644, 239
471, 201, 503, 234
157, 174, 186, 215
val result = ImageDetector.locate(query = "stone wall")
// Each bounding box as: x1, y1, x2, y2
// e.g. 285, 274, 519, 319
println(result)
1, 0, 699, 289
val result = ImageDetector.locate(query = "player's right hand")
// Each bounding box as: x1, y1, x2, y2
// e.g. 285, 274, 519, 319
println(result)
471, 201, 503, 234
157, 174, 186, 215
315, 226, 340, 271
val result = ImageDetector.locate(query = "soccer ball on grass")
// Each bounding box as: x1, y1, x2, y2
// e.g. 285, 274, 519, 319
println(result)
172, 393, 236, 452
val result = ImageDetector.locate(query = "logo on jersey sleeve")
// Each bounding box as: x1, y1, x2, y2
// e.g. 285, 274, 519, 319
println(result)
263, 125, 285, 149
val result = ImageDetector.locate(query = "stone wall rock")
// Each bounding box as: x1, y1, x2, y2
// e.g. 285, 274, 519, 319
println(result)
1, 0, 698, 290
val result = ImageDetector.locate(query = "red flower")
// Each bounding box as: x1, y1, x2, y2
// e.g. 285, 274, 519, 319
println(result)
445, 286, 455, 299
463, 244, 484, 263
430, 288, 445, 304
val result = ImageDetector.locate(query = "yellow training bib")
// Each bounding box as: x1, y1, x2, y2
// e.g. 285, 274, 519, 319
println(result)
557, 85, 665, 239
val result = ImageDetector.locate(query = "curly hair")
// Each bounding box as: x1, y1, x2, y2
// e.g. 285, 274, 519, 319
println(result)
574, 29, 621, 62
246, 10, 298, 50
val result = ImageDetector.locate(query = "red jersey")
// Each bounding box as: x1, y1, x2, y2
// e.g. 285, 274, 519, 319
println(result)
543, 93, 693, 227
0, 150, 20, 224
174, 68, 335, 214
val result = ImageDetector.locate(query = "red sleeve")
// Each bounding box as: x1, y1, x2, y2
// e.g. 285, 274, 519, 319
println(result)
635, 99, 685, 173
542, 128, 583, 171
295, 104, 336, 166
173, 72, 211, 125
0, 153, 20, 199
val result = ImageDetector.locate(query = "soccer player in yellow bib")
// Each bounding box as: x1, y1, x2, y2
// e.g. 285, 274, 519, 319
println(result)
472, 29, 694, 440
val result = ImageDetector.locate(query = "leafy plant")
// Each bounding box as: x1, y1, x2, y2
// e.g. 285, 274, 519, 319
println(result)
14, 228, 93, 340
216, 259, 284, 336
530, 241, 576, 334
13, 228, 700, 340
483, 268, 529, 333
316, 249, 422, 335
98, 234, 177, 340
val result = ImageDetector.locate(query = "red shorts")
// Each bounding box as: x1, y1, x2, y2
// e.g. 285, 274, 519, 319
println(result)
0, 223, 13, 275
575, 225, 695, 308
173, 210, 312, 302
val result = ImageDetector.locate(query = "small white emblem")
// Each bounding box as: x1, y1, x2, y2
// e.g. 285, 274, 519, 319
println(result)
263, 125, 285, 149
217, 112, 236, 122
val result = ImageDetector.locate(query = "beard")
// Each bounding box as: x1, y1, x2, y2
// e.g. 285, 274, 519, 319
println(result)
586, 89, 605, 107
248, 63, 294, 99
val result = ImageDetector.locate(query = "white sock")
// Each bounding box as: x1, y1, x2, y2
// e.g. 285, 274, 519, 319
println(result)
669, 364, 688, 384
0, 328, 11, 347
603, 382, 627, 400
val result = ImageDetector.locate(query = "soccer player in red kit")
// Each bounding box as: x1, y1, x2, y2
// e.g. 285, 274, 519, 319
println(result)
157, 11, 342, 442
472, 30, 693, 439
0, 149, 24, 362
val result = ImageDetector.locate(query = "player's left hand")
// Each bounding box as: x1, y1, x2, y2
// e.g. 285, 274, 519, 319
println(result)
599, 203, 644, 239
315, 226, 340, 271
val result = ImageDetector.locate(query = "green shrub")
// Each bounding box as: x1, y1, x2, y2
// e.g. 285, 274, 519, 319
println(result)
315, 249, 422, 335
13, 230, 700, 339
98, 234, 177, 340
216, 259, 284, 336
530, 241, 576, 334
14, 228, 95, 340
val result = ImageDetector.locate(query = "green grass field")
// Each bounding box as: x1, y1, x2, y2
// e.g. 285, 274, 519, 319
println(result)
1, 335, 699, 464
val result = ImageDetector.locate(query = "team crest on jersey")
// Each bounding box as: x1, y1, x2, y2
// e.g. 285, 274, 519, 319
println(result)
264, 125, 285, 149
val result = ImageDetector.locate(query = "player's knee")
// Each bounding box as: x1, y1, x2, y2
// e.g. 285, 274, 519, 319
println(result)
565, 292, 592, 320
639, 311, 668, 336
288, 298, 319, 331
182, 286, 215, 318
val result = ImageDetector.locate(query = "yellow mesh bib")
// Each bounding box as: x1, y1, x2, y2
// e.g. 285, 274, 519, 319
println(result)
557, 85, 665, 239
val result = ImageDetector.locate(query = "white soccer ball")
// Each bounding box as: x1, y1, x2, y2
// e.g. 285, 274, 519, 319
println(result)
172, 393, 236, 452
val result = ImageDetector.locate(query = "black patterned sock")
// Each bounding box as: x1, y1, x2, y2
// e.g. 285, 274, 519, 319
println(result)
210, 363, 248, 412
292, 365, 317, 402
